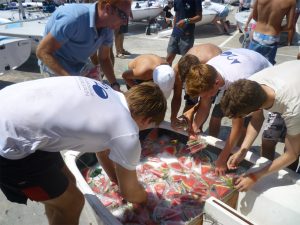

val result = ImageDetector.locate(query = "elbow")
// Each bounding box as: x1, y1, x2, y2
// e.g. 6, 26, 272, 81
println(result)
36, 46, 42, 60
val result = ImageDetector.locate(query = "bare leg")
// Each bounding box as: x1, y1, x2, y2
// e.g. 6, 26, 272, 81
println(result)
43, 165, 84, 225
221, 19, 230, 34
114, 29, 122, 55
261, 139, 276, 160
166, 52, 176, 65
208, 116, 222, 138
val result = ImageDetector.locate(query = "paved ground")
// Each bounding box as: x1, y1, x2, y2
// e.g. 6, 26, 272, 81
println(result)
0, 6, 299, 225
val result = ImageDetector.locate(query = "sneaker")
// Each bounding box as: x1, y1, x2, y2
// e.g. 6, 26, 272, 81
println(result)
122, 50, 131, 55
116, 53, 125, 58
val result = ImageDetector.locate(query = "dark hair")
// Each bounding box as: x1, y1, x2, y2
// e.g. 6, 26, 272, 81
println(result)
178, 54, 200, 82
221, 79, 267, 118
125, 82, 167, 125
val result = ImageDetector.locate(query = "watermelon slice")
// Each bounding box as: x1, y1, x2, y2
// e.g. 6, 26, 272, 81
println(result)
178, 156, 186, 165
163, 145, 177, 155
154, 182, 167, 198
169, 162, 184, 173
171, 174, 187, 182
201, 164, 212, 174
146, 128, 158, 140
214, 184, 231, 198
149, 168, 166, 178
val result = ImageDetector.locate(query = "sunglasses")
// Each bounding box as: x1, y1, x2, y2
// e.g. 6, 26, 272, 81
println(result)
111, 5, 128, 21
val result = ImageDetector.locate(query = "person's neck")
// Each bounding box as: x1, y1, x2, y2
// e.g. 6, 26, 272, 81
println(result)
95, 4, 105, 28
261, 85, 275, 109
217, 73, 225, 88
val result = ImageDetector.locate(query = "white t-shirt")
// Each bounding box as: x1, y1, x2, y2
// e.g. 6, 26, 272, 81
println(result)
249, 60, 300, 136
208, 48, 272, 92
0, 76, 141, 170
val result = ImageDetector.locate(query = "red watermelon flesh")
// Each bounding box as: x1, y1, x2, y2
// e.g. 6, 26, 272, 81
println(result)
154, 182, 167, 198
201, 164, 212, 174
182, 175, 199, 191
171, 174, 187, 182
164, 146, 177, 155
178, 156, 186, 165
214, 184, 231, 198
149, 168, 166, 178
146, 128, 158, 140
169, 162, 184, 172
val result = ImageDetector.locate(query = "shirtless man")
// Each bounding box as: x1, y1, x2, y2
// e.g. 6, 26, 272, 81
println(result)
171, 43, 222, 129
122, 54, 177, 99
248, 0, 296, 64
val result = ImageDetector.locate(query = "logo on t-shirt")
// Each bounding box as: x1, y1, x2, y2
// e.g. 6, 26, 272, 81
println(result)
221, 51, 241, 64
92, 82, 109, 99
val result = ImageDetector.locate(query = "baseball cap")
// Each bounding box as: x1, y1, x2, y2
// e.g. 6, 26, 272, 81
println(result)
153, 65, 175, 98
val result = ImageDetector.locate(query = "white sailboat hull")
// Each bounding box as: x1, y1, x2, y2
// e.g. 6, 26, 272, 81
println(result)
0, 36, 31, 75
158, 9, 217, 38
0, 18, 47, 53
131, 1, 163, 22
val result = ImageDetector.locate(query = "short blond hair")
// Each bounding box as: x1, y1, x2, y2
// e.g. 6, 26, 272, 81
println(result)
185, 64, 218, 98
125, 82, 167, 125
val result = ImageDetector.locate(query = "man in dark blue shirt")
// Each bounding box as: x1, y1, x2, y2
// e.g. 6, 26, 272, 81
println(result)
166, 0, 202, 65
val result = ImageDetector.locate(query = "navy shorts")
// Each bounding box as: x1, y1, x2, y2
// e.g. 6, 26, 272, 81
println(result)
167, 35, 194, 55
211, 103, 224, 118
0, 151, 68, 204
119, 24, 128, 34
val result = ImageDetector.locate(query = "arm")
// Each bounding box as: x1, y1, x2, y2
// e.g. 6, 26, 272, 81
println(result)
252, 0, 258, 21
98, 45, 120, 91
96, 150, 117, 183
281, 4, 296, 32
96, 150, 147, 203
36, 33, 69, 76
244, 10, 254, 32
227, 110, 265, 170
170, 73, 183, 130
115, 163, 147, 204
176, 12, 202, 29
215, 118, 244, 175
235, 133, 300, 192
192, 97, 212, 134
122, 65, 149, 88
122, 69, 137, 88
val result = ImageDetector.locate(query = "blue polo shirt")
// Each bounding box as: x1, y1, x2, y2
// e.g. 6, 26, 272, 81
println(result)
172, 0, 202, 37
43, 3, 113, 75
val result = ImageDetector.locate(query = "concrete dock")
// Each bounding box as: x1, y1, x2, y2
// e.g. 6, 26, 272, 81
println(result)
0, 6, 299, 225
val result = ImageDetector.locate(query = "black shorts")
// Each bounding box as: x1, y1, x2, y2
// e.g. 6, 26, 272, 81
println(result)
184, 94, 199, 107
0, 151, 68, 204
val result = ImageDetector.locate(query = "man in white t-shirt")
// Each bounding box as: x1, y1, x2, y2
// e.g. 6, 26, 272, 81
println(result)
0, 77, 167, 224
184, 48, 272, 176
221, 60, 300, 191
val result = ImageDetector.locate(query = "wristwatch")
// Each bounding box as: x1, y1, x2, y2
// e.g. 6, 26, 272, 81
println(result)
110, 82, 120, 88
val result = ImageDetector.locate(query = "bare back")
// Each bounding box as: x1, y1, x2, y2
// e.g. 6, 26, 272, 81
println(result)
186, 43, 222, 63
254, 0, 296, 35
128, 54, 167, 80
